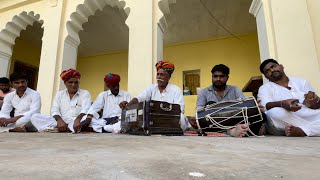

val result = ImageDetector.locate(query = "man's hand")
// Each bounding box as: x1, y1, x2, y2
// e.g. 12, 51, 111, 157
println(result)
0, 118, 16, 127
187, 116, 198, 129
73, 118, 82, 133
119, 101, 128, 109
56, 119, 68, 132
303, 92, 319, 108
257, 99, 265, 113
281, 99, 301, 112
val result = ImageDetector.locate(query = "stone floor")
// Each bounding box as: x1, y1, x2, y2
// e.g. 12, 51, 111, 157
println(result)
0, 133, 319, 180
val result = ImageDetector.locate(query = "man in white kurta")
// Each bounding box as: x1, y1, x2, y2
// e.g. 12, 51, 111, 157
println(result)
258, 59, 320, 136
81, 73, 131, 133
31, 69, 91, 133
123, 61, 191, 131
0, 73, 41, 132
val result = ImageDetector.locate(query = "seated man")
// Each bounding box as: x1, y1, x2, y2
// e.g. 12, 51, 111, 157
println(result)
258, 59, 320, 137
0, 77, 14, 110
0, 72, 41, 132
121, 61, 191, 131
79, 73, 131, 133
195, 64, 265, 137
31, 69, 92, 133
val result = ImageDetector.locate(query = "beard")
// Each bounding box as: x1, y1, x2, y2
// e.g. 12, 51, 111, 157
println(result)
270, 71, 283, 81
213, 81, 226, 90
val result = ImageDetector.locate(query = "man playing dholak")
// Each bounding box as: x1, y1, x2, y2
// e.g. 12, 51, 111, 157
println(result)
192, 64, 265, 137
31, 69, 92, 133
121, 61, 191, 131
258, 59, 320, 137
0, 72, 41, 132
78, 73, 131, 133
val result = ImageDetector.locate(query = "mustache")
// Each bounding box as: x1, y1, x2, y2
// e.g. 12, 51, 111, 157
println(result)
157, 79, 165, 82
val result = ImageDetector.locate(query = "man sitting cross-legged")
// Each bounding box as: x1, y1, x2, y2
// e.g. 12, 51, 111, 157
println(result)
258, 59, 320, 137
191, 64, 265, 137
76, 73, 131, 133
31, 69, 92, 133
0, 72, 41, 132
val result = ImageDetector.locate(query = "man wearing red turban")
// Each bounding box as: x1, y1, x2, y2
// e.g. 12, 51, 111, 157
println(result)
80, 73, 131, 133
31, 68, 92, 133
120, 61, 191, 131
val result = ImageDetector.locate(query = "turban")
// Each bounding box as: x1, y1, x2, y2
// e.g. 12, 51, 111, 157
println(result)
155, 61, 175, 75
104, 73, 120, 86
60, 69, 81, 82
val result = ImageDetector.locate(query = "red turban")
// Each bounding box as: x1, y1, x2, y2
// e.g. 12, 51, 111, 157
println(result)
155, 61, 175, 75
104, 73, 120, 86
60, 69, 81, 82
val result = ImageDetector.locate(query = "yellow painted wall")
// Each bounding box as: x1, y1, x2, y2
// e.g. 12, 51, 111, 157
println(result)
164, 33, 261, 116
77, 52, 129, 100
77, 33, 260, 116
10, 37, 41, 73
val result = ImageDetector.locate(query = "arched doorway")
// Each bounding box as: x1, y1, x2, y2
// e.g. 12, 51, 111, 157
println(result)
0, 11, 44, 90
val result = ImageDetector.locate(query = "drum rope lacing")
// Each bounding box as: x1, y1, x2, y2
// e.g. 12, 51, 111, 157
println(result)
204, 101, 264, 137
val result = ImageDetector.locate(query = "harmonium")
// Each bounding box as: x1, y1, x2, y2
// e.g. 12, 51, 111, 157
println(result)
121, 100, 183, 135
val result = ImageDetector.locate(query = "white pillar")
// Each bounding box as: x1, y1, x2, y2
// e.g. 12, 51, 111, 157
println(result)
37, 0, 64, 114
126, 0, 154, 97
250, 0, 320, 91
0, 52, 11, 77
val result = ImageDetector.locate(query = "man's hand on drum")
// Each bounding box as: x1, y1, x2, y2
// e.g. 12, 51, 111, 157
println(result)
257, 99, 265, 113
281, 99, 301, 112
119, 101, 128, 109
187, 116, 198, 129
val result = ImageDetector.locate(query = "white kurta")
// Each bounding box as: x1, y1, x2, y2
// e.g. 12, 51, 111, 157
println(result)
0, 88, 41, 132
31, 89, 91, 132
258, 77, 320, 136
88, 90, 131, 133
136, 83, 191, 131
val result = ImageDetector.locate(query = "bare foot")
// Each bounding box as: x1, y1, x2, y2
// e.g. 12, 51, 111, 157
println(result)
228, 124, 249, 137
285, 124, 306, 137
9, 126, 27, 132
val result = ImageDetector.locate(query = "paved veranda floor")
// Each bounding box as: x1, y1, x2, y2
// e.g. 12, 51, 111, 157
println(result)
0, 133, 319, 180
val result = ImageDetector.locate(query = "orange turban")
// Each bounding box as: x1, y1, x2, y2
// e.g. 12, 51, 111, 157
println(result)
155, 61, 175, 75
60, 69, 81, 82
104, 73, 120, 86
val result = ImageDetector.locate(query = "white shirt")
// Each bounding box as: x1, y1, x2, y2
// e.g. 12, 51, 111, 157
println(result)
136, 83, 184, 113
88, 90, 131, 119
0, 88, 41, 119
51, 89, 91, 124
258, 77, 319, 116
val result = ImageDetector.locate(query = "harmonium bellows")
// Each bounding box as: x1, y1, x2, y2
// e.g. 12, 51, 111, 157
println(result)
121, 100, 183, 135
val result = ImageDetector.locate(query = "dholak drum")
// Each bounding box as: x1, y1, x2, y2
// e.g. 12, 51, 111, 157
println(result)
121, 100, 183, 136
196, 96, 263, 136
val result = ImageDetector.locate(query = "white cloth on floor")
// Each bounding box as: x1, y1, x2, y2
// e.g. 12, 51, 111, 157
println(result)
258, 77, 320, 136
136, 83, 191, 131
88, 90, 131, 133
0, 88, 41, 132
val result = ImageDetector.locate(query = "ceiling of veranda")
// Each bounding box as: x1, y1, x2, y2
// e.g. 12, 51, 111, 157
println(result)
17, 0, 256, 57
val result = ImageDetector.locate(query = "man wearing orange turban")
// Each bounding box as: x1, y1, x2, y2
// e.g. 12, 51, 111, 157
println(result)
80, 73, 131, 133
120, 61, 191, 131
31, 68, 92, 133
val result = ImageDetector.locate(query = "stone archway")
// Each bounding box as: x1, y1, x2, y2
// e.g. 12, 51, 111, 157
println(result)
61, 0, 130, 74
0, 11, 44, 77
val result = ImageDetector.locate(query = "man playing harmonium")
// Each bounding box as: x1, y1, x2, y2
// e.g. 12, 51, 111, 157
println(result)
78, 73, 131, 133
258, 59, 320, 137
193, 64, 265, 137
121, 61, 191, 131
31, 69, 92, 133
